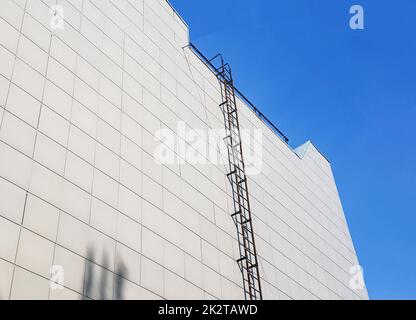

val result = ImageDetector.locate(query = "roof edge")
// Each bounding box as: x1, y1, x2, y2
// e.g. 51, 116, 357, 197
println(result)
294, 140, 331, 164
165, 0, 189, 29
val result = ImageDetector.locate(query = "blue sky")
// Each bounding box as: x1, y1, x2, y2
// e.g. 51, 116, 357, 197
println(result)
170, 0, 416, 299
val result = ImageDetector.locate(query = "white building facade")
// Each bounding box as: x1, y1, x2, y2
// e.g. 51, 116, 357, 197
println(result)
0, 0, 368, 300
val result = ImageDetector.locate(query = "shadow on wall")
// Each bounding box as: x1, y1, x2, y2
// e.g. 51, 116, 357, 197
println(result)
83, 247, 127, 300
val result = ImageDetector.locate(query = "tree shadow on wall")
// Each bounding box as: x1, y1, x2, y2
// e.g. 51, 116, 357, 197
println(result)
83, 247, 127, 300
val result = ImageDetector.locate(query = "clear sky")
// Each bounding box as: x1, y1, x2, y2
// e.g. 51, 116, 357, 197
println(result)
169, 0, 416, 299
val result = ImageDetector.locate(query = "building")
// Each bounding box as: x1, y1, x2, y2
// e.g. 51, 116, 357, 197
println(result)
0, 0, 368, 300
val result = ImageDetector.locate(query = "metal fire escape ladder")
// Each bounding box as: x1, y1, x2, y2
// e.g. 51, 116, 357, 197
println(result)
211, 55, 263, 300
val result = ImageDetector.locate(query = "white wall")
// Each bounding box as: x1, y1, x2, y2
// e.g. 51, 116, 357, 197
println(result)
0, 0, 367, 300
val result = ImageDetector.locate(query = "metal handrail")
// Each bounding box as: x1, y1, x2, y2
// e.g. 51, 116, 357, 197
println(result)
187, 42, 290, 144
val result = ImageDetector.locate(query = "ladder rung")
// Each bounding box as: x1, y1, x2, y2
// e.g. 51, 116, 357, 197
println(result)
236, 203, 249, 212
236, 219, 251, 226
226, 165, 243, 176
248, 284, 259, 291
227, 120, 238, 129
237, 177, 247, 184
240, 237, 254, 246
231, 210, 242, 217
231, 211, 251, 225
237, 257, 246, 264
226, 108, 237, 115
237, 194, 249, 203
242, 218, 252, 225
248, 263, 258, 270
226, 171, 235, 178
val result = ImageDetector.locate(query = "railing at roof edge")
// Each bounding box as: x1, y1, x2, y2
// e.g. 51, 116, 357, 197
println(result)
162, 1, 289, 143
187, 42, 290, 144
